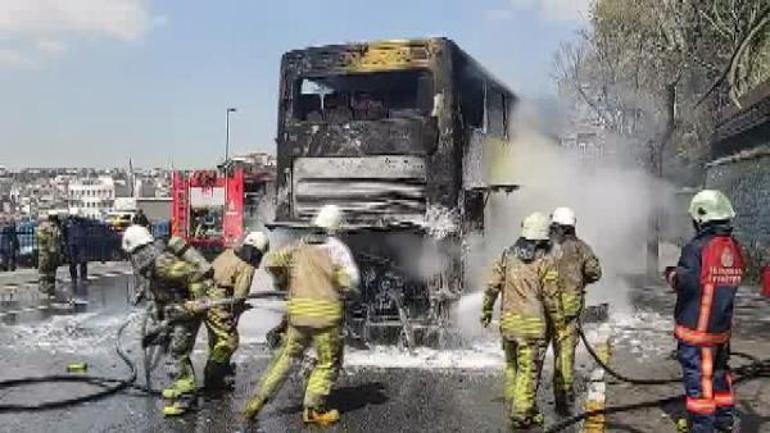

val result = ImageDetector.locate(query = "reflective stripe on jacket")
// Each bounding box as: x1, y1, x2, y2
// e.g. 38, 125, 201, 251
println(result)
483, 243, 564, 341
673, 225, 744, 346
266, 236, 359, 329
151, 249, 212, 303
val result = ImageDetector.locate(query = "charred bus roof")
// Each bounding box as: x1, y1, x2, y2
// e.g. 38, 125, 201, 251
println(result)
280, 37, 513, 97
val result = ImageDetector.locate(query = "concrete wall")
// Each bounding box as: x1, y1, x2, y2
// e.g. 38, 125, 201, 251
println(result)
705, 146, 770, 273
136, 198, 171, 222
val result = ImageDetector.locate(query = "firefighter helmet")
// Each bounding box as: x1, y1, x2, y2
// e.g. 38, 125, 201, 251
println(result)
313, 204, 343, 233
551, 207, 576, 227
122, 224, 154, 253
688, 190, 735, 224
521, 212, 550, 241
243, 231, 269, 252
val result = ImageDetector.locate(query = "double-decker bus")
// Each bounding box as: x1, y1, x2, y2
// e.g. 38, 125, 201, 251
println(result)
272, 38, 516, 347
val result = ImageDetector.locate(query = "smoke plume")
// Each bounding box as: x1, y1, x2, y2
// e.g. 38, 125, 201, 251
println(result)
456, 99, 678, 339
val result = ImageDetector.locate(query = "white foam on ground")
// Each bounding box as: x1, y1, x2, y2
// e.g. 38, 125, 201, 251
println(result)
344, 342, 506, 370
6, 310, 141, 354
608, 310, 674, 358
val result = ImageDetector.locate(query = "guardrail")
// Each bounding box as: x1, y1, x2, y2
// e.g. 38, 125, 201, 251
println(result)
0, 219, 171, 270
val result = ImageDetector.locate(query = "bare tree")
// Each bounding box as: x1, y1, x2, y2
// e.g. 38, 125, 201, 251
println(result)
555, 0, 770, 279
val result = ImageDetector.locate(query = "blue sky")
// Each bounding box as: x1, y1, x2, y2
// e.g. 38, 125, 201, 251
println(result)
0, 0, 587, 169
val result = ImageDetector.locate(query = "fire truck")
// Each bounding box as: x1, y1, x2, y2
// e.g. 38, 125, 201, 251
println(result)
171, 165, 274, 257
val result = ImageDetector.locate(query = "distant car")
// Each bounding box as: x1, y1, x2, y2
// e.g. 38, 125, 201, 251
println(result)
104, 211, 136, 233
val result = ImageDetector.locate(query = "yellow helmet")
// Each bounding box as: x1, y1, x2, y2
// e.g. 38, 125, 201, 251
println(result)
521, 212, 550, 241
688, 190, 735, 224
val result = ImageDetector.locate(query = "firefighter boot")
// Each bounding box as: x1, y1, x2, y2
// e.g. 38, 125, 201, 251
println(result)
161, 377, 196, 400
241, 397, 267, 422
303, 407, 341, 426
510, 413, 544, 432
554, 391, 575, 417
162, 394, 196, 417
203, 360, 231, 395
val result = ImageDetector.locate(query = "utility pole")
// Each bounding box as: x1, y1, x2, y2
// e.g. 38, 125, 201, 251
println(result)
225, 107, 237, 162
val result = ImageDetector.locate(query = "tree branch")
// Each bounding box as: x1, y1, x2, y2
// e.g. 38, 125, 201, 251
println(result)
695, 5, 770, 107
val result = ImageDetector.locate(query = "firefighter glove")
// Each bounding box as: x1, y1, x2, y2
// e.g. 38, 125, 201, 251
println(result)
481, 310, 492, 328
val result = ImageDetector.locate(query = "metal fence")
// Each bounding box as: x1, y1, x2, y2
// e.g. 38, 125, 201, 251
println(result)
0, 219, 171, 270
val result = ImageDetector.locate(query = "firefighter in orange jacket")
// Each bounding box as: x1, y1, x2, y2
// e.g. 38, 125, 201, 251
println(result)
666, 190, 745, 433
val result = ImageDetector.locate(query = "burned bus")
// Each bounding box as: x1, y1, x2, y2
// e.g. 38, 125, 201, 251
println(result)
272, 38, 515, 347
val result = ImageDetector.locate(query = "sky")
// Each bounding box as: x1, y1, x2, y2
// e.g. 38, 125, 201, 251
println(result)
0, 0, 589, 169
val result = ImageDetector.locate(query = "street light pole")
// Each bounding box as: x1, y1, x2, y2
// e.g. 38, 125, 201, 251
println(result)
225, 107, 237, 162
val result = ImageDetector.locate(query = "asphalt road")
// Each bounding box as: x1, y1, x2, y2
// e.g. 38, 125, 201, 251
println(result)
0, 265, 586, 433
1, 264, 768, 433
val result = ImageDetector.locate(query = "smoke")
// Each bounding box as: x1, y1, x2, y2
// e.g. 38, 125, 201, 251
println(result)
455, 99, 678, 339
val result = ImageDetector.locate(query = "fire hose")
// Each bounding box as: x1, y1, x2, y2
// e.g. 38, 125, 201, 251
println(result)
0, 291, 286, 412
0, 317, 142, 411
542, 322, 770, 433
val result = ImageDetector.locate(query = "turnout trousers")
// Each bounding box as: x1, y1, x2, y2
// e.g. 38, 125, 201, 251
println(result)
551, 316, 579, 406
38, 254, 58, 296
678, 342, 735, 433
503, 337, 547, 425
251, 325, 342, 410
166, 292, 240, 395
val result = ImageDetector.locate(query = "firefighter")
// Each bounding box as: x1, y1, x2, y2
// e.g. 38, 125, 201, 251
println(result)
242, 204, 360, 426
36, 211, 62, 298
481, 212, 564, 430
548, 207, 602, 415
132, 209, 151, 227
665, 190, 744, 433
122, 225, 213, 416
65, 208, 89, 286
200, 231, 270, 391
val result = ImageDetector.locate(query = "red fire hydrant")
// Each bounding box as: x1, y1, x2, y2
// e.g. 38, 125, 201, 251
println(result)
761, 265, 770, 298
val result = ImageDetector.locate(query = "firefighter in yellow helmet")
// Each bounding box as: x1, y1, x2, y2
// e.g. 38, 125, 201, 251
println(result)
196, 231, 270, 392
482, 212, 564, 429
548, 207, 602, 415
242, 204, 360, 426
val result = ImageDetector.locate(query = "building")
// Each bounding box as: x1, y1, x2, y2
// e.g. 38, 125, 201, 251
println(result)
67, 176, 116, 219
706, 79, 770, 274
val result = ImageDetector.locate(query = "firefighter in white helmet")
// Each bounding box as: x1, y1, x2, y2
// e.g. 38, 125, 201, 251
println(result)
666, 190, 744, 433
122, 225, 215, 416
547, 207, 602, 415
243, 204, 360, 426
482, 212, 564, 429
196, 231, 270, 392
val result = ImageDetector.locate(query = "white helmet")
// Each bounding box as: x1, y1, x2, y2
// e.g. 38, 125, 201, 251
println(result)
313, 204, 343, 233
688, 190, 735, 224
122, 224, 154, 253
551, 207, 576, 227
243, 231, 269, 252
521, 212, 550, 241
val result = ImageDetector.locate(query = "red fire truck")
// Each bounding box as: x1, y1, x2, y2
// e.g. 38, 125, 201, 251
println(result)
171, 166, 274, 256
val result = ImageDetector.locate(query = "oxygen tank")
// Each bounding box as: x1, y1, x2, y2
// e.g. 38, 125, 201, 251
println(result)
166, 236, 213, 279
